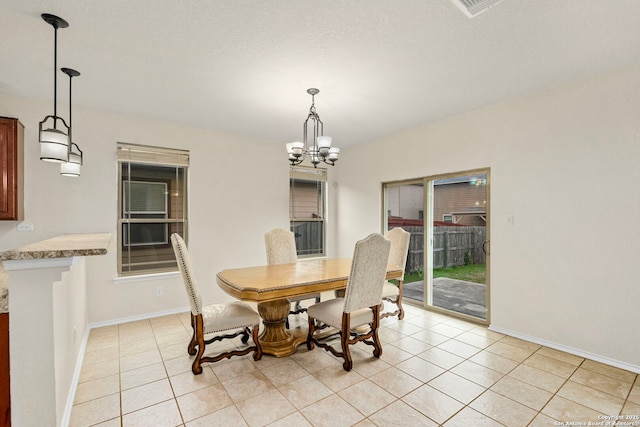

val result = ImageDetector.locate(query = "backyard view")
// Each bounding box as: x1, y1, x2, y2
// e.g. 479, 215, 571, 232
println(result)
385, 172, 488, 320
404, 263, 486, 285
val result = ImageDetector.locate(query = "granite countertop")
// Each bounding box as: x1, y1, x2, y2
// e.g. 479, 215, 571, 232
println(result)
0, 233, 111, 261
0, 233, 111, 313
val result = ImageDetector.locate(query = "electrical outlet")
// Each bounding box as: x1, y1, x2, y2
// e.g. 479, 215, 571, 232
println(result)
17, 222, 34, 231
155, 286, 163, 296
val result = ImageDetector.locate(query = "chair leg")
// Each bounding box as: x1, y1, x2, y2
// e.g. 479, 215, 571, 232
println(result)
187, 313, 198, 356
371, 305, 383, 358
251, 324, 263, 361
241, 327, 250, 344
380, 281, 405, 320
396, 281, 405, 320
340, 312, 353, 371
308, 310, 384, 371
191, 314, 206, 375
306, 315, 316, 350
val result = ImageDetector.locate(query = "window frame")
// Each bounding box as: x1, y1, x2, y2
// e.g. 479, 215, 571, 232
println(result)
122, 180, 169, 247
289, 166, 327, 258
116, 142, 189, 276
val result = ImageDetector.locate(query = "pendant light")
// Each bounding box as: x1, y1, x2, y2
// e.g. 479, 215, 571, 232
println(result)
39, 13, 70, 162
60, 67, 83, 177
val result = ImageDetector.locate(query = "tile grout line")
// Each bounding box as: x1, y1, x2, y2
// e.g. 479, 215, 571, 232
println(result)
72, 311, 638, 426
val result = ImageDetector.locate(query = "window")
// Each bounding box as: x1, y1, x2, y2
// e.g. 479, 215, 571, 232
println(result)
289, 166, 326, 257
117, 143, 189, 276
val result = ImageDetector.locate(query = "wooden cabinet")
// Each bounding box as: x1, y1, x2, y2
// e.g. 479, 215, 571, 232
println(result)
0, 117, 24, 221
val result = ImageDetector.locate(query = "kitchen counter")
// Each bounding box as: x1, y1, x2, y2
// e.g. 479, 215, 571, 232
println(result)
0, 233, 110, 261
1, 232, 111, 426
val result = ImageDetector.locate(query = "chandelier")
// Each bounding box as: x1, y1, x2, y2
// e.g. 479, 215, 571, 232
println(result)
286, 88, 339, 168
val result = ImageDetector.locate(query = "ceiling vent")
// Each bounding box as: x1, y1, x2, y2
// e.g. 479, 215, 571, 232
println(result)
450, 0, 505, 18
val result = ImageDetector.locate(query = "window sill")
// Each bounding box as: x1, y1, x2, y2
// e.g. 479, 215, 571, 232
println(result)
113, 271, 180, 284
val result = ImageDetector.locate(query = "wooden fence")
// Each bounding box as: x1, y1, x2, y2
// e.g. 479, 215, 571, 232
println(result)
292, 221, 324, 255
398, 225, 486, 272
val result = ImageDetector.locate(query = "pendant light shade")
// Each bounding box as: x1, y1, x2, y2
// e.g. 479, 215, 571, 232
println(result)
60, 143, 83, 177
39, 13, 70, 163
60, 67, 83, 177
39, 122, 70, 162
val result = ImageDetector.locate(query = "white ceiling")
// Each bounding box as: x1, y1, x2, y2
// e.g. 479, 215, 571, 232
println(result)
2, 0, 640, 148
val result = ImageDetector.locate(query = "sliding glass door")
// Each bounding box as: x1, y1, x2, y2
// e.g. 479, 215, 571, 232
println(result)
383, 169, 490, 323
384, 180, 425, 303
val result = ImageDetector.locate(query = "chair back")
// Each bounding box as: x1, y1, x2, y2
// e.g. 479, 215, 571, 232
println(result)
343, 233, 391, 313
171, 233, 203, 315
265, 228, 297, 265
385, 227, 410, 276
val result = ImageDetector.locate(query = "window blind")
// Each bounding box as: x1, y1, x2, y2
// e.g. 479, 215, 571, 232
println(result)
117, 142, 189, 167
289, 166, 327, 182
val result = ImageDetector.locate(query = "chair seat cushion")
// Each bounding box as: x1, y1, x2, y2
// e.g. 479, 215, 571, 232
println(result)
202, 301, 260, 334
381, 281, 399, 299
307, 298, 374, 329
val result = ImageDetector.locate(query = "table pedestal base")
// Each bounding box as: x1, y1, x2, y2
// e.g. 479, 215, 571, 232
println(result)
257, 299, 306, 357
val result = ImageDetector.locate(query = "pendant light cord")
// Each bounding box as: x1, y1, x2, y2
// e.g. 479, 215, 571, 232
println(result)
53, 25, 58, 129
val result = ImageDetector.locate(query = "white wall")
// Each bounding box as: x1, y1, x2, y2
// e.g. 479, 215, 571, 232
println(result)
0, 94, 302, 324
3, 64, 639, 370
334, 64, 640, 369
53, 257, 87, 425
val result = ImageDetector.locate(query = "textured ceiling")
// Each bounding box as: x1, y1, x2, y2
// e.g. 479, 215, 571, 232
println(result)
2, 0, 640, 148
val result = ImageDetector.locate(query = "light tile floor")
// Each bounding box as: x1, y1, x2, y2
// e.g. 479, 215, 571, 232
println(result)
70, 305, 640, 426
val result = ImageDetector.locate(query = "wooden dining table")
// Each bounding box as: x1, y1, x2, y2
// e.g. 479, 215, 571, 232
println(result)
216, 258, 403, 357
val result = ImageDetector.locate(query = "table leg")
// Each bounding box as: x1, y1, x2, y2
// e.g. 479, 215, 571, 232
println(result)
257, 299, 307, 357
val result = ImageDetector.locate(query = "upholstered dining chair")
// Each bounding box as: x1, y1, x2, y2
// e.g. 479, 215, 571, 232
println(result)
265, 228, 321, 328
381, 227, 411, 320
171, 233, 262, 375
306, 233, 391, 371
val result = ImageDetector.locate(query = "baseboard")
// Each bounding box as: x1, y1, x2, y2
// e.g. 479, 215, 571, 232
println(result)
60, 326, 91, 427
489, 325, 640, 374
88, 306, 190, 329
60, 307, 190, 426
